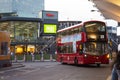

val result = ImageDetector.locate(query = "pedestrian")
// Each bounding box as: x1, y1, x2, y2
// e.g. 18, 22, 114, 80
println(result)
40, 50, 44, 61
10, 51, 14, 58
118, 44, 120, 52
111, 50, 120, 80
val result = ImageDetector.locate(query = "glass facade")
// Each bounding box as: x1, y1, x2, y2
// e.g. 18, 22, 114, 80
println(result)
0, 0, 13, 13
0, 20, 41, 54
0, 0, 44, 18
0, 21, 39, 42
0, 0, 45, 54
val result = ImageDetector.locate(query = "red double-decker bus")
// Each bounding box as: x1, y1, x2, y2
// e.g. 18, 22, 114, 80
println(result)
56, 20, 109, 67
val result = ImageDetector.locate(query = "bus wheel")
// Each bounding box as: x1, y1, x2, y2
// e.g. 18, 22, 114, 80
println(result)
97, 64, 100, 67
74, 58, 78, 65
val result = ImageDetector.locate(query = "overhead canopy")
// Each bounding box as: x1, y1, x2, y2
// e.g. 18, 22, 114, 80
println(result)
92, 0, 120, 22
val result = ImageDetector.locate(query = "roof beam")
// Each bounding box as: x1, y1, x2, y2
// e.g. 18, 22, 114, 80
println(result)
92, 0, 120, 21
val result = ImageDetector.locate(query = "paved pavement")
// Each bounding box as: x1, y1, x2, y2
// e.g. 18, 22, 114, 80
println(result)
0, 61, 112, 80
0, 63, 25, 71
0, 60, 56, 71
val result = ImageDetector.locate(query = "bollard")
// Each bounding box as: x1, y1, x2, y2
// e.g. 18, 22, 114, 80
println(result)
41, 53, 44, 61
14, 55, 17, 62
23, 54, 26, 62
32, 54, 34, 62
50, 54, 53, 61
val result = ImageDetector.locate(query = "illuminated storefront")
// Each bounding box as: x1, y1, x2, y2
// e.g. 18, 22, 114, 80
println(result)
0, 17, 42, 54
0, 11, 58, 54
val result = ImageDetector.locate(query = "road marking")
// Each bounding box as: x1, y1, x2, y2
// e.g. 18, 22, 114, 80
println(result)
0, 71, 4, 74
106, 75, 111, 80
0, 76, 5, 80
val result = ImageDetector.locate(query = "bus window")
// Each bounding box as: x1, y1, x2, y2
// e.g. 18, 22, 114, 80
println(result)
67, 44, 73, 53
79, 44, 82, 50
79, 44, 83, 54
57, 43, 73, 54
68, 30, 71, 35
71, 28, 74, 34
70, 45, 73, 53
76, 44, 83, 54
57, 32, 62, 38
98, 26, 105, 32
85, 42, 107, 55
73, 28, 79, 34
74, 28, 79, 33
57, 46, 61, 53
79, 27, 83, 32
85, 22, 106, 33
1, 42, 8, 55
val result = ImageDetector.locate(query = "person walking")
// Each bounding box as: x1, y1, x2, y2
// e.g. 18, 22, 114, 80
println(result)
111, 50, 120, 80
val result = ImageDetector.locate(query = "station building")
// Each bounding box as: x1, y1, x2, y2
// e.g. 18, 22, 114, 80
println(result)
58, 21, 82, 29
0, 0, 58, 54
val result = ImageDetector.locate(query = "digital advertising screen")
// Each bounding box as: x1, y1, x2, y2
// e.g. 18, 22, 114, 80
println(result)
44, 24, 57, 34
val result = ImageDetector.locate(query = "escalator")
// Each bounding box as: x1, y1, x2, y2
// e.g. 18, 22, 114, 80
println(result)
37, 36, 56, 54
109, 37, 118, 52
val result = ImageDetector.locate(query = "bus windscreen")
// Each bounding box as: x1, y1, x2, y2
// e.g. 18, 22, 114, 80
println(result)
85, 22, 106, 33
84, 22, 106, 41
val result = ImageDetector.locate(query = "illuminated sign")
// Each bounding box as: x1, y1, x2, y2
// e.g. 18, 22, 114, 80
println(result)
44, 24, 57, 34
46, 13, 54, 17
39, 10, 58, 20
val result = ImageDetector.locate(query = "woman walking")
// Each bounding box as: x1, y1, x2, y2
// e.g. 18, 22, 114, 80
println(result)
111, 50, 120, 80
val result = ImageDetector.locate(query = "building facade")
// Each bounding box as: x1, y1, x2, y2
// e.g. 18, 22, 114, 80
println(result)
58, 21, 82, 30
0, 1, 59, 55
107, 26, 117, 40
0, 0, 45, 54
0, 17, 43, 54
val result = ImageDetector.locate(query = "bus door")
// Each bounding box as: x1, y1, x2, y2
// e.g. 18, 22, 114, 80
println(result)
76, 42, 86, 64
76, 42, 83, 54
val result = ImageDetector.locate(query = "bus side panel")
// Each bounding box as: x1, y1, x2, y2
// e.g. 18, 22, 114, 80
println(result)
0, 31, 11, 67
0, 55, 11, 60
77, 55, 85, 64
77, 54, 109, 64
0, 55, 11, 67
57, 53, 76, 64
56, 53, 62, 62
99, 54, 109, 64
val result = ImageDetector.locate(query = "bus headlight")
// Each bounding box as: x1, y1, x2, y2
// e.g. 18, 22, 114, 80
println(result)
107, 54, 109, 59
84, 54, 87, 58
